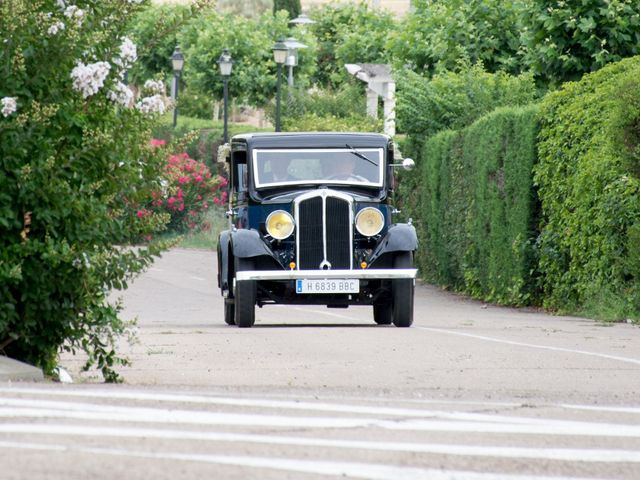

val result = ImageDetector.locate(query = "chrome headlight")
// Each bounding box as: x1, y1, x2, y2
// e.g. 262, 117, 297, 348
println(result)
266, 210, 295, 240
355, 207, 384, 237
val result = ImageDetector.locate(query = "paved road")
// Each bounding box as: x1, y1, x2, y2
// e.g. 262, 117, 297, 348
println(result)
1, 248, 639, 479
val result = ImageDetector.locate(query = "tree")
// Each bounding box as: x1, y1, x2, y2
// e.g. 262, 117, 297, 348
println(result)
388, 0, 525, 76
273, 0, 301, 19
0, 0, 175, 381
520, 0, 640, 86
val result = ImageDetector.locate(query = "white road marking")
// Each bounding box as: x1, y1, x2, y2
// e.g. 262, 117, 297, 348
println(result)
1, 423, 640, 463
1, 398, 640, 437
415, 326, 640, 366
0, 440, 606, 480
561, 404, 640, 414
0, 388, 557, 423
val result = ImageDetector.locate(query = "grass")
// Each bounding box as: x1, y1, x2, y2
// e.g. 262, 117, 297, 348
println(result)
158, 207, 228, 251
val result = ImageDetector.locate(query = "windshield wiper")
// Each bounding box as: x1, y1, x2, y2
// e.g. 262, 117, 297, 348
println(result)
346, 144, 378, 166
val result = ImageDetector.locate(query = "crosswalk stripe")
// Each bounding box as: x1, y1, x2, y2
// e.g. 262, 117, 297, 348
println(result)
1, 423, 640, 463
0, 440, 607, 480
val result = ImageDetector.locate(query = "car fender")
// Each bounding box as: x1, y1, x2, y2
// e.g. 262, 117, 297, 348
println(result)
369, 223, 418, 264
230, 228, 277, 260
217, 230, 232, 293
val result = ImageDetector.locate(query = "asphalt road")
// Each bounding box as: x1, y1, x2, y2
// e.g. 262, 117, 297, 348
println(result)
1, 248, 640, 479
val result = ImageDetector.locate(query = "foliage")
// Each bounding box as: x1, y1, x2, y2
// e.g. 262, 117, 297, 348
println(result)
127, 1, 216, 84
179, 10, 315, 107
396, 62, 537, 146
282, 112, 382, 133
277, 83, 382, 132
520, 0, 640, 87
146, 149, 227, 233
401, 105, 541, 305
308, 3, 395, 87
389, 0, 525, 76
535, 56, 640, 320
273, 0, 301, 19
0, 0, 174, 380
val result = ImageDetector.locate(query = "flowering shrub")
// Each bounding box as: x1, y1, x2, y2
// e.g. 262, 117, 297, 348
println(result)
0, 0, 183, 381
150, 149, 227, 233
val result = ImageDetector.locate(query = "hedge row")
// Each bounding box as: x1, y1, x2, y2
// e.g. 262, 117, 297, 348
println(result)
404, 105, 540, 305
403, 55, 640, 320
535, 56, 640, 319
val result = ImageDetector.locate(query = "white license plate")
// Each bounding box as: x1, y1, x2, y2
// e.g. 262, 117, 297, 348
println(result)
296, 279, 359, 294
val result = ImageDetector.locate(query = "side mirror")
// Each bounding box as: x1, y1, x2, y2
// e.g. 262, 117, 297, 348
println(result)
402, 158, 415, 171
390, 158, 415, 171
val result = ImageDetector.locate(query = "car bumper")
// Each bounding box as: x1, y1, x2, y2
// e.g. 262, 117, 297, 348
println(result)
236, 268, 418, 281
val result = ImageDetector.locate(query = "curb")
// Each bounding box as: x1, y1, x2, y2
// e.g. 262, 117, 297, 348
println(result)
0, 356, 44, 382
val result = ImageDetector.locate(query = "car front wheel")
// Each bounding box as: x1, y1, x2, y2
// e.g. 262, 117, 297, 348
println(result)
392, 252, 414, 328
234, 256, 256, 328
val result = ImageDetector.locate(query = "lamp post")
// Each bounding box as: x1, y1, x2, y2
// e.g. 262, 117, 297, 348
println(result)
171, 46, 185, 128
272, 39, 288, 132
283, 37, 308, 88
217, 49, 233, 144
288, 13, 316, 26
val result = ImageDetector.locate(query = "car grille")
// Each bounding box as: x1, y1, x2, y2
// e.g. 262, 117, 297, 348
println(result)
295, 191, 353, 270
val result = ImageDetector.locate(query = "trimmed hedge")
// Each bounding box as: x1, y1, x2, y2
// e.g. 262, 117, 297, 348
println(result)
535, 56, 640, 320
405, 104, 540, 305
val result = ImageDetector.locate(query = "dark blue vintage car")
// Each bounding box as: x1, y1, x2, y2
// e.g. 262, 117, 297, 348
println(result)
216, 132, 417, 328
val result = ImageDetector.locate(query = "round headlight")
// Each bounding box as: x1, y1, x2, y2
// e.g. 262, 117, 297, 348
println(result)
355, 207, 384, 237
266, 210, 295, 240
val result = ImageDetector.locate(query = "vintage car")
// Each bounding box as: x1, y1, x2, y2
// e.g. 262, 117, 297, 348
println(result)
216, 132, 417, 328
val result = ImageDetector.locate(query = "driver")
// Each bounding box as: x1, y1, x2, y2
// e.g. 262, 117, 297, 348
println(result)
323, 155, 366, 181
263, 158, 292, 183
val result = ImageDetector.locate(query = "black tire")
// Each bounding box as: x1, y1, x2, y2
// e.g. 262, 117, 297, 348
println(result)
373, 303, 392, 325
234, 257, 256, 328
392, 252, 414, 328
224, 299, 235, 325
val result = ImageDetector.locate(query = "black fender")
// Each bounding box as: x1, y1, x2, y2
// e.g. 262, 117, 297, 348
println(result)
217, 230, 232, 293
368, 223, 418, 265
230, 228, 275, 259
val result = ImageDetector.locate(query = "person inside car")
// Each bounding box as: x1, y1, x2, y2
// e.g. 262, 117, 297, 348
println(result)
262, 157, 293, 183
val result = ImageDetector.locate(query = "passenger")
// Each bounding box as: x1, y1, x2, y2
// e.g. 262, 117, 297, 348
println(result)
263, 158, 292, 183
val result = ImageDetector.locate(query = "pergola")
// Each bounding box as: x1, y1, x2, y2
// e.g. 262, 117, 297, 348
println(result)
345, 63, 395, 137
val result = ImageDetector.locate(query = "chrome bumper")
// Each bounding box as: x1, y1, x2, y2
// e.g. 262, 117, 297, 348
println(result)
236, 268, 417, 282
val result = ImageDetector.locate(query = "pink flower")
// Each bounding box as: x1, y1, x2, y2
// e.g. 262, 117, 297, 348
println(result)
167, 197, 176, 208
194, 174, 203, 183
136, 209, 147, 218
213, 197, 220, 205
150, 138, 166, 147
178, 176, 189, 184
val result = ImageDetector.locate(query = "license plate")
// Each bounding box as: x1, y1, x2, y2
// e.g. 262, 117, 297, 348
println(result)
296, 279, 359, 294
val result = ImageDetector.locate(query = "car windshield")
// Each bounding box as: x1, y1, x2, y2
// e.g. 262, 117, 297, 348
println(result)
252, 148, 384, 189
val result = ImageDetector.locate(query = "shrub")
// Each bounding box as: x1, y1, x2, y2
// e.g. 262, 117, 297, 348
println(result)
403, 105, 541, 305
149, 150, 227, 233
535, 56, 640, 320
0, 0, 174, 381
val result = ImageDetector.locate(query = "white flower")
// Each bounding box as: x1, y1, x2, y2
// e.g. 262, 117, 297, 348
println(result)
113, 37, 137, 70
64, 5, 84, 25
136, 95, 167, 115
107, 81, 133, 108
56, 0, 66, 9
126, 0, 144, 3
1, 97, 17, 117
143, 79, 165, 95
47, 21, 65, 35
70, 61, 111, 98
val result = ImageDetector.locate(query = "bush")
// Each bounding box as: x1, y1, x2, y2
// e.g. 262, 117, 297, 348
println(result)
397, 63, 537, 138
403, 105, 541, 305
148, 150, 226, 233
0, 0, 174, 381
535, 56, 640, 320
282, 112, 382, 133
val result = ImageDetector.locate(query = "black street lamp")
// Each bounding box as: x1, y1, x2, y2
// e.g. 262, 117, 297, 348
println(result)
217, 49, 233, 144
171, 46, 185, 128
272, 39, 288, 132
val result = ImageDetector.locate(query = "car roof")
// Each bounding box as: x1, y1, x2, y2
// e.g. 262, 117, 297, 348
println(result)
232, 132, 391, 149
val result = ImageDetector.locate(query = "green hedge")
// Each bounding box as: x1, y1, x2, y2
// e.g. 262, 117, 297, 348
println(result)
535, 56, 640, 320
405, 104, 540, 305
